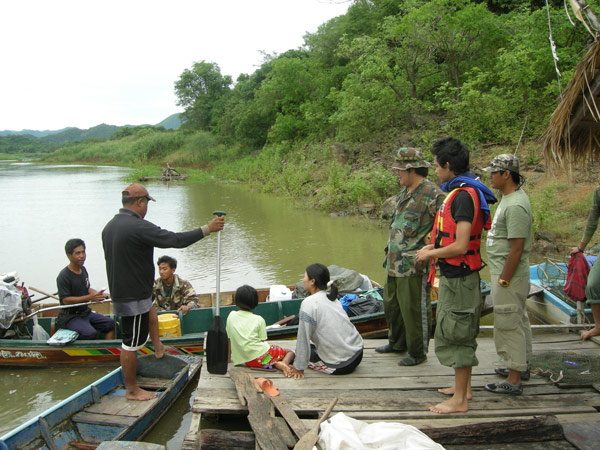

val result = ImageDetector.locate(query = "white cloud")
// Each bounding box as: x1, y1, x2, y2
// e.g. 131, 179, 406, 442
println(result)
0, 0, 349, 130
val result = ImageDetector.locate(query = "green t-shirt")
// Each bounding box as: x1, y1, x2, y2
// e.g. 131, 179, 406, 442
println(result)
486, 189, 533, 276
225, 310, 270, 365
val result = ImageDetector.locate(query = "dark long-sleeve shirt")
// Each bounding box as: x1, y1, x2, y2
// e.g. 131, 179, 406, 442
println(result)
102, 208, 206, 304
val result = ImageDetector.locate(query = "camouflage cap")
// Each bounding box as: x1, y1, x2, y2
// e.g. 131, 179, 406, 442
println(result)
483, 154, 520, 174
391, 147, 430, 170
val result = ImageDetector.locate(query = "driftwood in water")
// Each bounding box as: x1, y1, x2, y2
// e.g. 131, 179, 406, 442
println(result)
422, 415, 564, 445
138, 174, 189, 182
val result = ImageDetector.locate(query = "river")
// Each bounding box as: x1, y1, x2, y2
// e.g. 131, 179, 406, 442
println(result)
0, 161, 389, 446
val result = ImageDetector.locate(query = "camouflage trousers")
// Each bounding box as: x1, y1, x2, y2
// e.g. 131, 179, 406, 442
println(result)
382, 275, 431, 359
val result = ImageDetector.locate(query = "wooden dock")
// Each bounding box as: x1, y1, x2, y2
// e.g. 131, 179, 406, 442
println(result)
183, 334, 600, 449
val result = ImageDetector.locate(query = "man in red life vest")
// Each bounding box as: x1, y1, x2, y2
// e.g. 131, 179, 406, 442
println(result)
416, 138, 497, 414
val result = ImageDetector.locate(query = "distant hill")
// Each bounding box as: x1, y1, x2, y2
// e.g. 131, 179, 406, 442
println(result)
0, 128, 72, 138
0, 113, 182, 145
41, 124, 120, 144
156, 113, 181, 129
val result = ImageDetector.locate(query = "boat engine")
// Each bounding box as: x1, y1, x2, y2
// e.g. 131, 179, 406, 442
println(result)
1, 272, 33, 338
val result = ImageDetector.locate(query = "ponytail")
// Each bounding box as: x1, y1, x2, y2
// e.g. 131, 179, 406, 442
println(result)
326, 280, 338, 301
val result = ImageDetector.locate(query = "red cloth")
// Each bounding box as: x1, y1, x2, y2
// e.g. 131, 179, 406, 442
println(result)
245, 345, 286, 368
563, 252, 590, 302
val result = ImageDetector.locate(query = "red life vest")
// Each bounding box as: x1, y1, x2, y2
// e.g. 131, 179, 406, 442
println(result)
430, 187, 490, 272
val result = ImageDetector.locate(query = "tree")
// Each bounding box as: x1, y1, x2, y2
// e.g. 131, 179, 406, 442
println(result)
174, 61, 232, 131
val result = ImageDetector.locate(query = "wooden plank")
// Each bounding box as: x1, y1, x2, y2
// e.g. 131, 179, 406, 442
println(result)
229, 368, 291, 450
197, 429, 255, 450
270, 396, 309, 438
423, 415, 564, 445
72, 411, 136, 426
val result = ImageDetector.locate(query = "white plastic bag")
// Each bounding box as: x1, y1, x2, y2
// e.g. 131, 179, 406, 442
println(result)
318, 413, 445, 450
0, 282, 23, 329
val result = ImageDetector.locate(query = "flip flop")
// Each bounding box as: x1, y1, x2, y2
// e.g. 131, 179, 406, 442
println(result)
256, 377, 280, 397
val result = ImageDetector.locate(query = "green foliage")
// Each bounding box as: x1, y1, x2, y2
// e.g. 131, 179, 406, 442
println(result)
131, 132, 184, 162
175, 61, 232, 131
530, 183, 569, 233
0, 134, 56, 154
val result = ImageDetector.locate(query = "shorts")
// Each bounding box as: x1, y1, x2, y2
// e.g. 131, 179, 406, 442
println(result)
434, 272, 481, 368
120, 311, 150, 351
245, 345, 286, 369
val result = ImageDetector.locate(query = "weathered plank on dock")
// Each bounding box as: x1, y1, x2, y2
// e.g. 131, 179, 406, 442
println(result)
229, 367, 294, 450
423, 415, 564, 445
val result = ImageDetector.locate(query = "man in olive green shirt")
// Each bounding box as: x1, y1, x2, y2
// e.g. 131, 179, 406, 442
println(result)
378, 148, 445, 366
570, 186, 600, 341
483, 154, 533, 395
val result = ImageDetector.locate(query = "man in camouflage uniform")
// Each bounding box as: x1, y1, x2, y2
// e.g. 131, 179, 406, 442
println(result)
152, 255, 200, 315
377, 148, 445, 366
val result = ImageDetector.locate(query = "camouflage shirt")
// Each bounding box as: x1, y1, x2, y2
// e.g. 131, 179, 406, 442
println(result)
385, 178, 445, 277
153, 274, 200, 311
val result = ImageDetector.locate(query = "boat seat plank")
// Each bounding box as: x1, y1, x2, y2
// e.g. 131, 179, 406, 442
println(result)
85, 390, 159, 417
72, 411, 137, 426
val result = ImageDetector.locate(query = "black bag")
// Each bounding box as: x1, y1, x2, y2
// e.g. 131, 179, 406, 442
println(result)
346, 295, 384, 317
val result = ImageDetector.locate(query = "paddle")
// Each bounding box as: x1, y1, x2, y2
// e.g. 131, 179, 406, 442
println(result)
206, 211, 228, 375
293, 398, 337, 450
29, 286, 60, 301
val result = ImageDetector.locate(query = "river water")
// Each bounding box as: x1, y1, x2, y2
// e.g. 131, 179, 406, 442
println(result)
0, 161, 389, 445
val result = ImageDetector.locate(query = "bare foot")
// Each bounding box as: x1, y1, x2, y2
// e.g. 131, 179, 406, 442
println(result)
154, 343, 165, 359
429, 398, 468, 414
126, 387, 158, 401
438, 386, 473, 400
274, 361, 293, 377
582, 327, 600, 341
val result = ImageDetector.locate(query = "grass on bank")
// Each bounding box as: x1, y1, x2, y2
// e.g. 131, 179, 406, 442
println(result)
40, 129, 596, 251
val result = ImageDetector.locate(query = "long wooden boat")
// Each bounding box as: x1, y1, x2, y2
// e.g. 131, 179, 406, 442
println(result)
0, 354, 201, 450
0, 282, 491, 367
529, 263, 593, 325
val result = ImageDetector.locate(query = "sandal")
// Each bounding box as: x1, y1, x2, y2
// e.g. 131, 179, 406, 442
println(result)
484, 380, 522, 395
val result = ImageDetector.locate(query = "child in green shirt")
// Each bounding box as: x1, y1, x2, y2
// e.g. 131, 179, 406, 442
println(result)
226, 285, 295, 376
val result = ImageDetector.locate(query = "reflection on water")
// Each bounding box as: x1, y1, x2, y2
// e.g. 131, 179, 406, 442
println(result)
0, 366, 114, 436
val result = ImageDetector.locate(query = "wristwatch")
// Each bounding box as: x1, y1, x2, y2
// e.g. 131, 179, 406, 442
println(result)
498, 279, 510, 287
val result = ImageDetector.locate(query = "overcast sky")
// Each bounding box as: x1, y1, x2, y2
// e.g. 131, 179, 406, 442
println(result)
0, 0, 350, 131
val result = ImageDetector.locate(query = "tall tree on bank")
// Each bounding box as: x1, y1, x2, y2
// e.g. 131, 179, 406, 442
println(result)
175, 61, 232, 131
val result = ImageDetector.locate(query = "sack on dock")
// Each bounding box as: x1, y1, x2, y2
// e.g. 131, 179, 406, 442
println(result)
318, 412, 444, 450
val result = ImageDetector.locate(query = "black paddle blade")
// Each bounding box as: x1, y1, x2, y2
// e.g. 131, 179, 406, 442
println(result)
206, 315, 228, 374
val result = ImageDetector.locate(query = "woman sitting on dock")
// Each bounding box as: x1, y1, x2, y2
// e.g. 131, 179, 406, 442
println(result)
289, 263, 364, 378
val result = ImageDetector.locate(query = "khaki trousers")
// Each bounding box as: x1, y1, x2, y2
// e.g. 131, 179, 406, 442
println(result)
491, 274, 533, 372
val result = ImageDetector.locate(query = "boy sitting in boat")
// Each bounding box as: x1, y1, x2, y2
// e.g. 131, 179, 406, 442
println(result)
152, 255, 200, 315
56, 239, 115, 340
226, 285, 295, 375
